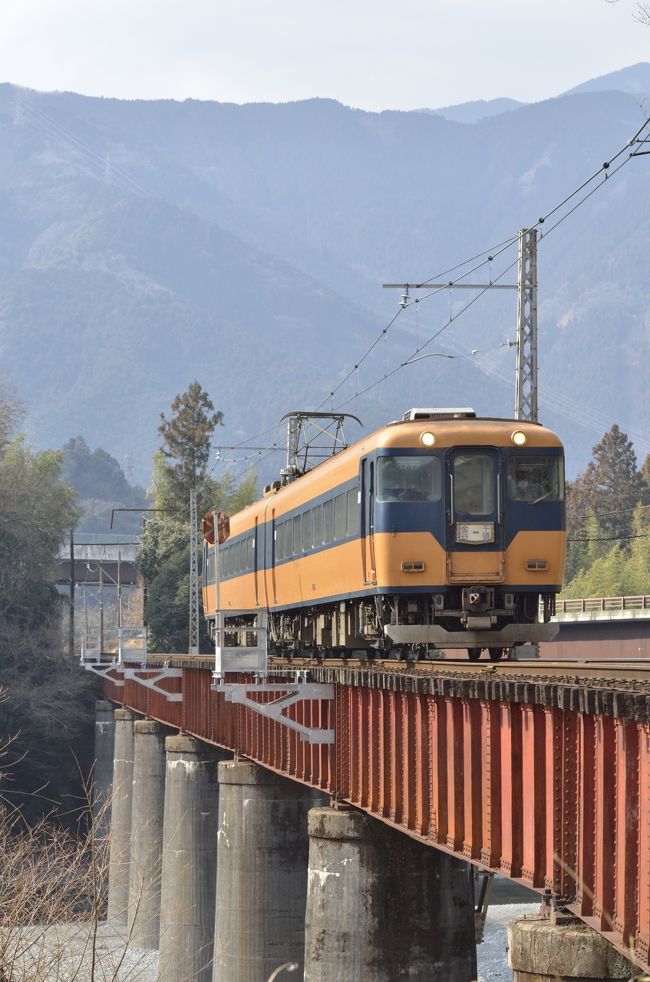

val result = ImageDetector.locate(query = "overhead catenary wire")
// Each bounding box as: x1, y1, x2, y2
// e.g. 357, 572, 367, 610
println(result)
216, 113, 650, 469
334, 125, 649, 419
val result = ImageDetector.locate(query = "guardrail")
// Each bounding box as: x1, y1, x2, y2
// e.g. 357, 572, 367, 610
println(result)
80, 627, 148, 664
555, 595, 650, 614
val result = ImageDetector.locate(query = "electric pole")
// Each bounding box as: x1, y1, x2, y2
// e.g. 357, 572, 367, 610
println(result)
189, 487, 199, 654
514, 228, 538, 422
383, 226, 539, 422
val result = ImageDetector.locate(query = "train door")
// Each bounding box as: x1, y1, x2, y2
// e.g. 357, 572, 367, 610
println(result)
263, 501, 276, 607
446, 448, 504, 581
361, 457, 377, 585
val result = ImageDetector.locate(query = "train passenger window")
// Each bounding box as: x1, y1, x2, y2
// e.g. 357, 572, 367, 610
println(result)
276, 524, 284, 562
283, 520, 292, 558
313, 504, 323, 546
453, 454, 494, 516
293, 515, 302, 554
347, 489, 359, 535
507, 456, 564, 502
323, 499, 334, 543
377, 456, 442, 502
303, 510, 313, 550
334, 493, 346, 540
248, 536, 255, 570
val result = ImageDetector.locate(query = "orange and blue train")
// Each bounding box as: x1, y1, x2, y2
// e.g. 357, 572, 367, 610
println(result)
202, 408, 566, 661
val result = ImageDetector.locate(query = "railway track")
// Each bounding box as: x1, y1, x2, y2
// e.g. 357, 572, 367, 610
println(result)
147, 652, 650, 677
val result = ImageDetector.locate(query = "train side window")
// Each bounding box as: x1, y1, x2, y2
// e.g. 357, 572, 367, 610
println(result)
323, 499, 334, 543
293, 514, 302, 554
347, 488, 359, 536
248, 536, 254, 570
334, 493, 346, 540
285, 519, 293, 557
313, 504, 323, 546
276, 524, 283, 562
303, 509, 313, 551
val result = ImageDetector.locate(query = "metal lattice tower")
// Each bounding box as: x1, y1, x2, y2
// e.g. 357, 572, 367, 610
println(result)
515, 228, 538, 423
189, 487, 199, 654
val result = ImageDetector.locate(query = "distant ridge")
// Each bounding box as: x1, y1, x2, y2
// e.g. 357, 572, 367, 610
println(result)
415, 97, 525, 124
0, 70, 648, 482
561, 62, 650, 98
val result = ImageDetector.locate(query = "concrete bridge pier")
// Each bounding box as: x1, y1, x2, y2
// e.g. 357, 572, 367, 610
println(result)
508, 916, 636, 981
212, 760, 319, 982
127, 719, 167, 949
93, 699, 115, 831
157, 735, 226, 982
92, 699, 115, 908
304, 806, 476, 982
106, 708, 136, 925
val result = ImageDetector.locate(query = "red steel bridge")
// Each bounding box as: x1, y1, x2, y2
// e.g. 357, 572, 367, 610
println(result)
96, 609, 650, 973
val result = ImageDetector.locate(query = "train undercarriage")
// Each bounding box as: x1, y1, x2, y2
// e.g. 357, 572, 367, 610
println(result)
210, 589, 558, 662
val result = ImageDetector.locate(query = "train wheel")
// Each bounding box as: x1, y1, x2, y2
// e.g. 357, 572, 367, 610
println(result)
488, 647, 504, 662
468, 647, 482, 662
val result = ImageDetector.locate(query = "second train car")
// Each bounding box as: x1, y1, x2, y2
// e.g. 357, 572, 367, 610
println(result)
202, 408, 566, 660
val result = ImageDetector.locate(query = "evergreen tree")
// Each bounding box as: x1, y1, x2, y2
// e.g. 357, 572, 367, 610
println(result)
139, 384, 255, 653
587, 424, 644, 542
158, 381, 222, 508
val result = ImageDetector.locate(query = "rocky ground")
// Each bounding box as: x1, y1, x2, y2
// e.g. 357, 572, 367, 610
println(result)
4, 901, 536, 981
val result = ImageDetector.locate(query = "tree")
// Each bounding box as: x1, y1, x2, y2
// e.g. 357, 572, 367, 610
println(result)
588, 424, 644, 542
139, 385, 256, 653
0, 392, 95, 821
158, 381, 222, 507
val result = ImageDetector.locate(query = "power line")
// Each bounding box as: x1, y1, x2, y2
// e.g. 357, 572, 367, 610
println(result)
216, 114, 650, 469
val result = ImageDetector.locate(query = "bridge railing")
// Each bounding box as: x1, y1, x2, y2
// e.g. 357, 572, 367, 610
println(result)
554, 595, 650, 615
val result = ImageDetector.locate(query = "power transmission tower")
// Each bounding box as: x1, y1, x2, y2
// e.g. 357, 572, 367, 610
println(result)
514, 228, 538, 422
189, 487, 199, 654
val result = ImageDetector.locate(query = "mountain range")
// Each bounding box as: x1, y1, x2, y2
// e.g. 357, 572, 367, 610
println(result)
0, 63, 649, 485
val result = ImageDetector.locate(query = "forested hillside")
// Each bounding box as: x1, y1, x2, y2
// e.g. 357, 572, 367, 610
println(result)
0, 382, 94, 817
0, 66, 649, 485
565, 425, 650, 596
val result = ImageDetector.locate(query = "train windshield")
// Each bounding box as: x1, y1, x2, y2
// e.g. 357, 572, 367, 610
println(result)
377, 456, 442, 502
507, 455, 564, 503
452, 453, 495, 517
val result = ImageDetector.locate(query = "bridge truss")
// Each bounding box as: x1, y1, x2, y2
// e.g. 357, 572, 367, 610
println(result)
102, 657, 650, 972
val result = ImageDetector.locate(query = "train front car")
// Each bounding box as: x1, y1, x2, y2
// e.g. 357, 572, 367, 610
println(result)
201, 407, 566, 661
373, 409, 566, 660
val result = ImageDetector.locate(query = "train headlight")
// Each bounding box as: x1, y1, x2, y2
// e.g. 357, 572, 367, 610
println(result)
420, 431, 436, 447
511, 430, 527, 446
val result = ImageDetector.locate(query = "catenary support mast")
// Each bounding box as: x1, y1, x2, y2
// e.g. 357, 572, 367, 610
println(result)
189, 487, 199, 654
514, 227, 538, 422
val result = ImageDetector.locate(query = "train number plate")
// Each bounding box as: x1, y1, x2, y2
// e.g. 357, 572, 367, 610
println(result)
456, 522, 494, 544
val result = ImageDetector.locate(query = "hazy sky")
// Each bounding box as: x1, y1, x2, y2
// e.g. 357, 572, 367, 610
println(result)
0, 0, 648, 110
